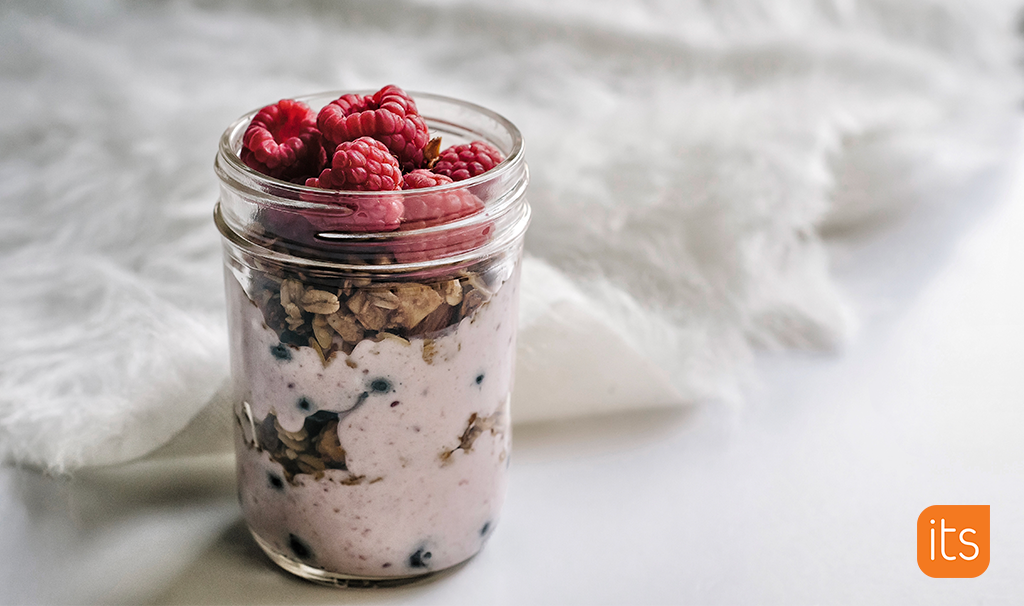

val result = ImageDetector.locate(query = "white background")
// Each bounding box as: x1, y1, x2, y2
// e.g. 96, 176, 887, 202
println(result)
2, 129, 1023, 606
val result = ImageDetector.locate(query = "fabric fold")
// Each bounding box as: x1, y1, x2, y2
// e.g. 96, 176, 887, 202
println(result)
1, 0, 1020, 471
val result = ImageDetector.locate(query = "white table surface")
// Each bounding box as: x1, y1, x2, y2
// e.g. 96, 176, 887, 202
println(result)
3, 144, 1024, 605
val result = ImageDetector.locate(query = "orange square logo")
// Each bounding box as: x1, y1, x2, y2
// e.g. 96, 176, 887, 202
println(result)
917, 505, 989, 578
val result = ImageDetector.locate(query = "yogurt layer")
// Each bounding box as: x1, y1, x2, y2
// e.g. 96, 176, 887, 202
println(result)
227, 265, 519, 577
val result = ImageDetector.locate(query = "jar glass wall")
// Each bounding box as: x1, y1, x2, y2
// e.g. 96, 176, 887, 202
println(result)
214, 92, 529, 586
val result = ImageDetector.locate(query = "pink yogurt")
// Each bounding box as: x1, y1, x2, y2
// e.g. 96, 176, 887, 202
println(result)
226, 266, 519, 579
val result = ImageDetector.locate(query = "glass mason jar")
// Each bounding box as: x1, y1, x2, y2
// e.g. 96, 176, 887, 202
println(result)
213, 92, 529, 586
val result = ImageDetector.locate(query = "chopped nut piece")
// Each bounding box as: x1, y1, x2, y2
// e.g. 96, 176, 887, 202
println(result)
340, 474, 367, 486
346, 290, 369, 314
280, 279, 304, 308
422, 338, 437, 364
461, 288, 489, 318
300, 289, 341, 314
368, 288, 400, 310
298, 454, 326, 471
424, 136, 442, 167
440, 279, 463, 306
284, 302, 303, 320
347, 290, 388, 330
440, 410, 504, 464
417, 303, 452, 334
326, 311, 364, 343
295, 459, 320, 475
279, 433, 306, 452
360, 307, 389, 331
312, 315, 334, 349
378, 332, 410, 346
391, 283, 443, 329
309, 336, 329, 366
316, 420, 346, 462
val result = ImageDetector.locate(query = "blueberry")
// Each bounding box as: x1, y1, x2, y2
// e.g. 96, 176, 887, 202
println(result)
296, 397, 314, 412
480, 521, 491, 536
289, 534, 313, 560
408, 547, 432, 569
475, 373, 485, 385
269, 343, 292, 361
267, 472, 285, 491
369, 378, 392, 393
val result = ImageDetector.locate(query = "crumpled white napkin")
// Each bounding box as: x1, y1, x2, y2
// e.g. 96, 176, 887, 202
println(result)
0, 0, 1019, 471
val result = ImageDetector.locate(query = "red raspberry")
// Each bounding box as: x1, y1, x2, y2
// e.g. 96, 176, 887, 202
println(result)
313, 137, 403, 191
432, 141, 504, 181
400, 172, 482, 229
393, 174, 489, 262
242, 99, 325, 181
303, 196, 404, 233
401, 168, 454, 190
302, 137, 403, 232
392, 213, 492, 263
317, 85, 429, 171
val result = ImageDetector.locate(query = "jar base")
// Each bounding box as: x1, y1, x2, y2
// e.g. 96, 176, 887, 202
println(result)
250, 530, 468, 588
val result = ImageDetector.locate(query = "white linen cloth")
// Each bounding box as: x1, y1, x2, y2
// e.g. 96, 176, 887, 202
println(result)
0, 0, 1020, 471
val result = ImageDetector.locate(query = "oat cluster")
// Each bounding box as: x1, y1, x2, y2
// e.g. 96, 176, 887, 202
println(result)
251, 263, 494, 367
254, 410, 348, 482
